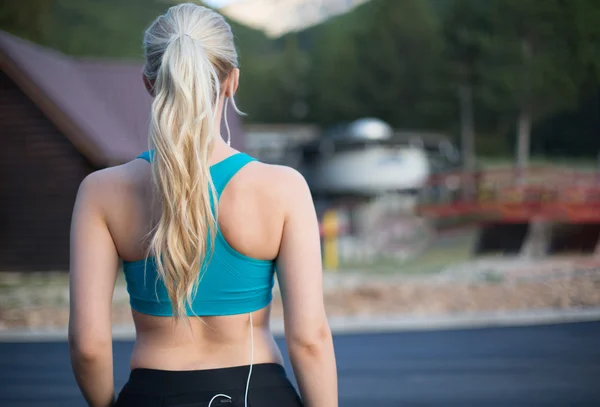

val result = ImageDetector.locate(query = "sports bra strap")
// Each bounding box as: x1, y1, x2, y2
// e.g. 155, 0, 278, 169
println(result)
213, 153, 256, 197
137, 150, 153, 163
135, 150, 256, 198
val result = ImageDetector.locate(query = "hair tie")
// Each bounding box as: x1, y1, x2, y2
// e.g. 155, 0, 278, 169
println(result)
174, 33, 193, 42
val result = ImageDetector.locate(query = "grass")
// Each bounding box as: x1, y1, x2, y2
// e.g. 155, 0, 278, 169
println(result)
339, 229, 477, 275
0, 271, 129, 309
0, 271, 69, 288
479, 269, 505, 284
478, 156, 598, 171
0, 271, 127, 288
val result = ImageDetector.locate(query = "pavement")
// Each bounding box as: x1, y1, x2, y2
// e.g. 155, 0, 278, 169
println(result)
1, 320, 600, 406
2, 307, 600, 342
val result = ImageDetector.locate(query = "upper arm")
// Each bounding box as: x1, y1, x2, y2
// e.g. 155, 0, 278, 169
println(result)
275, 168, 328, 344
69, 172, 119, 351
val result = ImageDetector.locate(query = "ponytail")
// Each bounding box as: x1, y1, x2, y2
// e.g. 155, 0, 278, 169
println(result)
142, 4, 238, 319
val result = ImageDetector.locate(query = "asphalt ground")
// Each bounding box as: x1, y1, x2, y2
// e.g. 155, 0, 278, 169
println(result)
1, 321, 599, 406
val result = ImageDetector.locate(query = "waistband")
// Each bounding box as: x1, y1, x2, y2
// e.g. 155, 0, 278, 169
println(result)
121, 363, 291, 396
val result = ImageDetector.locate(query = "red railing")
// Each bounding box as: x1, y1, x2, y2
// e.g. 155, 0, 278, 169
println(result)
416, 167, 600, 223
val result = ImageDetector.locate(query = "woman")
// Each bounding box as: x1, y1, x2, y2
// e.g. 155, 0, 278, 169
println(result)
68, 4, 337, 407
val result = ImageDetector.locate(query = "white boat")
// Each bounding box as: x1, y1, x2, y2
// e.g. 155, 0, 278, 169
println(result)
300, 118, 459, 196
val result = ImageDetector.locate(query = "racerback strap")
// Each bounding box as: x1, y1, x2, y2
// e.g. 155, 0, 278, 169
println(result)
136, 150, 153, 163
212, 153, 256, 198
135, 150, 256, 200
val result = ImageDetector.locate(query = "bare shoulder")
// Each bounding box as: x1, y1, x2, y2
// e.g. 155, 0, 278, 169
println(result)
76, 161, 146, 207
245, 162, 311, 203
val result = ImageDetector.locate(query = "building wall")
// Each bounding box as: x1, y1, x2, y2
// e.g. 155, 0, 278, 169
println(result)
244, 124, 319, 167
0, 71, 93, 271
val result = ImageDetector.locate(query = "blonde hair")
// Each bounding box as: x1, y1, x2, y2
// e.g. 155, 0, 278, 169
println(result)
142, 3, 239, 319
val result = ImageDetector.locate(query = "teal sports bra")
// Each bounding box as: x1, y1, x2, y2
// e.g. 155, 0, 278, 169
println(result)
122, 151, 275, 317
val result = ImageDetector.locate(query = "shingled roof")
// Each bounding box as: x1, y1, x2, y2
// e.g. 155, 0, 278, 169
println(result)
0, 30, 245, 167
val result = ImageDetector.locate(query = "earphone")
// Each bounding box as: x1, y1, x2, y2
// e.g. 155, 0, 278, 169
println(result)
208, 313, 254, 407
224, 96, 231, 146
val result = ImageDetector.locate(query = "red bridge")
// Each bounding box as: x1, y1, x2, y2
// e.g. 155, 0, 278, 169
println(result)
416, 167, 600, 223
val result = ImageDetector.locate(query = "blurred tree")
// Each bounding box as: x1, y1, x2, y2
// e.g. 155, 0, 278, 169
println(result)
0, 0, 183, 57
532, 90, 600, 158
304, 4, 367, 125
442, 0, 490, 169
1, 0, 598, 160
0, 0, 279, 120
0, 0, 53, 44
279, 35, 311, 121
237, 35, 311, 122
307, 0, 449, 130
530, 0, 600, 158
483, 0, 586, 168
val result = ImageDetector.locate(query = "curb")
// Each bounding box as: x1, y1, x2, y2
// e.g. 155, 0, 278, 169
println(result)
324, 307, 600, 335
1, 307, 599, 342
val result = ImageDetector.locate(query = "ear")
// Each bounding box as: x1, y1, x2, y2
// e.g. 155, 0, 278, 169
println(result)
142, 73, 155, 97
224, 68, 239, 98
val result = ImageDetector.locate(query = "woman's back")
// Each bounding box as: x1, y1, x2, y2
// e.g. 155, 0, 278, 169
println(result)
96, 149, 291, 370
68, 4, 336, 407
113, 151, 284, 271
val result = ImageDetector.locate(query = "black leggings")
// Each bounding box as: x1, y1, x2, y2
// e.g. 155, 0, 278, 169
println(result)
114, 363, 303, 407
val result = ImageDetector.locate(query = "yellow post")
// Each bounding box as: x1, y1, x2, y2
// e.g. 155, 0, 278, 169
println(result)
323, 209, 339, 270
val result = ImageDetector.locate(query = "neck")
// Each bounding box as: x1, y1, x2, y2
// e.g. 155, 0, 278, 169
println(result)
146, 101, 236, 164
211, 135, 236, 161
209, 98, 238, 163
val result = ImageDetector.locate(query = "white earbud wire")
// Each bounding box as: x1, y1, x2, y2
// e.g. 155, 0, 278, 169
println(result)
224, 97, 231, 146
208, 313, 253, 407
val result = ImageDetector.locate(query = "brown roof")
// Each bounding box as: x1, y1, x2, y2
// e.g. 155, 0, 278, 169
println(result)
0, 30, 245, 167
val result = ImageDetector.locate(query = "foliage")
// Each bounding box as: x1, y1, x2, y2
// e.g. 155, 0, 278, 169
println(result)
306, 0, 451, 129
1, 0, 599, 158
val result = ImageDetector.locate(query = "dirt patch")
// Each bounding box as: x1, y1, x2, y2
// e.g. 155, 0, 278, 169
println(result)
269, 272, 600, 319
1, 261, 599, 330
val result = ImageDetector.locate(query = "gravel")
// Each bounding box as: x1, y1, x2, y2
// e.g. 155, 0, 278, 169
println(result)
1, 256, 599, 330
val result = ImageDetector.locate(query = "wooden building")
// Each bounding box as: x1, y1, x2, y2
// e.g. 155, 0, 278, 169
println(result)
0, 31, 245, 271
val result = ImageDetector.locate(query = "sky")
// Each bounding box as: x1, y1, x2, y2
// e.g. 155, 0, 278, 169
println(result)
203, 0, 240, 7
